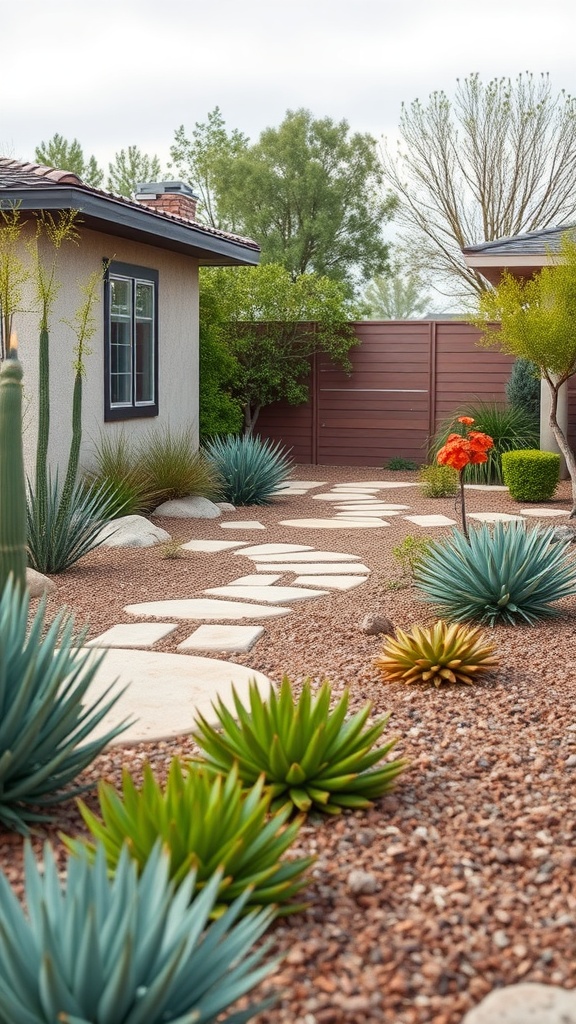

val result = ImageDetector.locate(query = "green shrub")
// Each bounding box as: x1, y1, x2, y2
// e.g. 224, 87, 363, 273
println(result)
0, 577, 128, 832
429, 401, 539, 484
0, 840, 277, 1024
506, 357, 541, 421
392, 535, 435, 582
502, 449, 560, 502
193, 676, 408, 815
63, 760, 313, 917
414, 521, 576, 626
419, 464, 459, 497
387, 456, 418, 471
204, 434, 294, 505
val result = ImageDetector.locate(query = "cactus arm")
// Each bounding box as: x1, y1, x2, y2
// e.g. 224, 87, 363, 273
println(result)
0, 342, 27, 595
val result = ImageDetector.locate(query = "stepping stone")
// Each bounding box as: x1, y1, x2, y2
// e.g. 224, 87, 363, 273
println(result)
404, 514, 457, 527
220, 521, 265, 530
238, 543, 314, 555
279, 518, 390, 529
83, 648, 272, 745
312, 493, 383, 501
464, 484, 509, 491
293, 575, 368, 590
520, 508, 570, 517
330, 480, 397, 488
125, 599, 291, 620
461, 981, 576, 1023
180, 539, 249, 552
467, 512, 525, 523
227, 574, 283, 586
245, 550, 360, 562
363, 481, 419, 488
178, 625, 264, 653
204, 585, 329, 604
335, 503, 410, 511
335, 510, 401, 518
86, 623, 178, 649
253, 562, 370, 574
274, 480, 327, 490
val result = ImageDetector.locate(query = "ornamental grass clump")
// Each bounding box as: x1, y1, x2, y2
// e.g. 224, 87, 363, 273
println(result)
63, 760, 313, 917
0, 840, 277, 1024
193, 676, 408, 815
414, 521, 576, 626
375, 620, 499, 687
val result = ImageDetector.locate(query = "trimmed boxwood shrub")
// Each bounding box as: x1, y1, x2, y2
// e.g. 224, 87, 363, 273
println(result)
501, 449, 560, 502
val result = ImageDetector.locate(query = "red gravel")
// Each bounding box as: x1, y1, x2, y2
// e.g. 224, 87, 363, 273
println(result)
4, 466, 576, 1024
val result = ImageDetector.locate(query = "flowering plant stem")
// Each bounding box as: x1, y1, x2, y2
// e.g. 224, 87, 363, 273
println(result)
436, 417, 493, 540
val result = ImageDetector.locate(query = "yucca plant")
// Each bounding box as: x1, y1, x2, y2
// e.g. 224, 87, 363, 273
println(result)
414, 521, 576, 626
63, 760, 314, 916
375, 620, 499, 687
429, 401, 539, 484
193, 676, 408, 815
0, 577, 128, 832
0, 840, 277, 1024
203, 434, 294, 505
27, 472, 124, 574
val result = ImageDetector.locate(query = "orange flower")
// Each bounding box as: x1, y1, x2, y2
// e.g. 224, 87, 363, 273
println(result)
468, 430, 493, 451
436, 426, 493, 472
458, 416, 475, 426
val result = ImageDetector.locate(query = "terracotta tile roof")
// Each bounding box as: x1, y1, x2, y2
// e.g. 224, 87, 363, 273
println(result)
463, 224, 576, 257
0, 158, 260, 253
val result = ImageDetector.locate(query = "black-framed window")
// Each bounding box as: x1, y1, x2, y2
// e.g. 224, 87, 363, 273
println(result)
104, 260, 159, 421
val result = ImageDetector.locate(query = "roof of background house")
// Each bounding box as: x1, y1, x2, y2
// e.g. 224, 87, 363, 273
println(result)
0, 158, 260, 267
463, 224, 576, 257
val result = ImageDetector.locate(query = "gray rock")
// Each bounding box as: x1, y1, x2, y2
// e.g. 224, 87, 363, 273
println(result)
347, 869, 378, 895
547, 524, 576, 543
216, 502, 236, 513
361, 612, 395, 637
462, 983, 576, 1023
26, 568, 56, 597
153, 496, 221, 519
95, 515, 171, 548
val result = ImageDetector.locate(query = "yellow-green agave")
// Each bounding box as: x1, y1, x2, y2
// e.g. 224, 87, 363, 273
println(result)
375, 619, 499, 687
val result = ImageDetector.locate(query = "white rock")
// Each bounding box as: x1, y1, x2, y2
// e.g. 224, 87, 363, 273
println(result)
153, 496, 222, 518
216, 502, 236, 512
95, 515, 171, 548
462, 983, 576, 1023
347, 870, 378, 895
26, 568, 56, 597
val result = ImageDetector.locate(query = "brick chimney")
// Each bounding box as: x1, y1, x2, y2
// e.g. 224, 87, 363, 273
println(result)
134, 181, 199, 222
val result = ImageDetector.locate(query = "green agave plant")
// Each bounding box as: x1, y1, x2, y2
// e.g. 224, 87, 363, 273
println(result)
63, 760, 314, 916
414, 521, 576, 626
203, 434, 293, 505
0, 840, 277, 1024
193, 676, 408, 815
0, 577, 129, 832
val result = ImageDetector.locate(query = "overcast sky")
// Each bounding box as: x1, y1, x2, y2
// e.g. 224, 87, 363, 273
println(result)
3, 0, 575, 174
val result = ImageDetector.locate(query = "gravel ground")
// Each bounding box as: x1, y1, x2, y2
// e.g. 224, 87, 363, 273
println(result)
3, 466, 576, 1024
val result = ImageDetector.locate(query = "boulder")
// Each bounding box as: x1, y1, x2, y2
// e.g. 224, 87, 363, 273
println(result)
216, 502, 236, 513
153, 496, 222, 519
462, 983, 576, 1024
26, 568, 56, 597
361, 612, 395, 637
95, 515, 171, 548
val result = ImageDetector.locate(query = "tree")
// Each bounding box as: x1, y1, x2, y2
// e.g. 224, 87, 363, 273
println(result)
381, 73, 576, 303
35, 134, 104, 187
107, 146, 164, 198
170, 107, 250, 228
198, 287, 243, 439
200, 263, 359, 434
362, 260, 432, 319
472, 233, 576, 514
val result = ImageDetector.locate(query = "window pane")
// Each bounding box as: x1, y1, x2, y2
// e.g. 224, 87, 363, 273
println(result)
135, 281, 153, 320
111, 278, 131, 318
135, 321, 154, 403
110, 320, 132, 405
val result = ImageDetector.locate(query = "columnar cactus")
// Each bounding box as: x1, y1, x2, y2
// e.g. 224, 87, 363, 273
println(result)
0, 337, 27, 595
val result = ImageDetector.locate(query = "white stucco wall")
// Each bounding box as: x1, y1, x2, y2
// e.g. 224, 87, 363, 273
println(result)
13, 223, 199, 479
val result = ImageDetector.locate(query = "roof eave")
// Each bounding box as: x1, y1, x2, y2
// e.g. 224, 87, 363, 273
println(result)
463, 252, 556, 285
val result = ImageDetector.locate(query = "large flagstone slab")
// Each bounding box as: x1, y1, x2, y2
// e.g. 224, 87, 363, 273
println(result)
238, 543, 314, 555
125, 598, 291, 620
274, 480, 327, 490
220, 521, 265, 530
177, 625, 265, 654
467, 512, 525, 523
520, 507, 570, 517
86, 623, 178, 649
334, 503, 410, 511
84, 648, 272, 745
253, 561, 370, 574
312, 493, 384, 501
180, 539, 249, 552
227, 574, 283, 586
293, 575, 368, 590
334, 510, 401, 518
279, 518, 390, 528
204, 585, 329, 603
245, 550, 360, 562
404, 514, 457, 527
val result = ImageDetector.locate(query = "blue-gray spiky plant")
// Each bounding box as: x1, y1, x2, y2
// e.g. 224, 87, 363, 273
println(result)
204, 434, 293, 505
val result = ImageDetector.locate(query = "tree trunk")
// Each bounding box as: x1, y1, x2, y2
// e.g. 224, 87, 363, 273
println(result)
545, 377, 576, 515
243, 403, 261, 436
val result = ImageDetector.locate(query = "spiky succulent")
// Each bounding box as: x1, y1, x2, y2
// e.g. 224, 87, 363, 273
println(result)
203, 434, 293, 505
63, 760, 313, 916
0, 577, 128, 833
0, 840, 277, 1024
375, 619, 499, 687
193, 676, 408, 815
414, 521, 576, 626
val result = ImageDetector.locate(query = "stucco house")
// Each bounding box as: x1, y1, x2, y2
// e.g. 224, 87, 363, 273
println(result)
0, 158, 259, 476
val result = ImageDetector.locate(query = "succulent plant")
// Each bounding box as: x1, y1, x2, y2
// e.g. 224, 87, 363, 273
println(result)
203, 434, 293, 505
414, 521, 576, 626
375, 619, 499, 687
0, 344, 27, 596
0, 576, 128, 832
193, 676, 408, 815
0, 840, 277, 1024
63, 759, 313, 916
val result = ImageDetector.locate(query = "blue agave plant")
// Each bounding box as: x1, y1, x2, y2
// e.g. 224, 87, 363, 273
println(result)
204, 434, 293, 505
414, 521, 576, 626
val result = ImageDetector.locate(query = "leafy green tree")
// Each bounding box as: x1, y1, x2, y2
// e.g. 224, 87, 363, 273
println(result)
35, 134, 104, 187
472, 233, 576, 513
107, 146, 164, 197
198, 287, 243, 438
200, 263, 359, 433
170, 107, 249, 228
382, 73, 576, 303
362, 260, 432, 318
